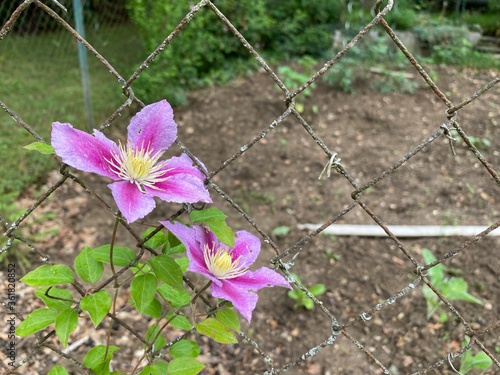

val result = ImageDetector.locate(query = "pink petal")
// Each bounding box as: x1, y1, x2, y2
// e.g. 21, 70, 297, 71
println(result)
51, 122, 118, 179
108, 181, 156, 223
194, 225, 220, 250
127, 100, 176, 153
162, 222, 219, 284
230, 231, 261, 268
146, 157, 211, 203
148, 154, 209, 202
161, 154, 206, 179
211, 281, 259, 322
161, 221, 198, 252
229, 268, 291, 291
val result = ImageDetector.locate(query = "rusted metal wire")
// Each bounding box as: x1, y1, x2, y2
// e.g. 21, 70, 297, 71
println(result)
1, 0, 499, 374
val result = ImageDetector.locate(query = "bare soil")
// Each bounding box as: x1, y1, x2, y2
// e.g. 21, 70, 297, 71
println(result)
4, 66, 500, 374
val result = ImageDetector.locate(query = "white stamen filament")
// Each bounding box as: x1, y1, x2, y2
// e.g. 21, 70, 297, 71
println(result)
106, 141, 170, 192
204, 243, 248, 279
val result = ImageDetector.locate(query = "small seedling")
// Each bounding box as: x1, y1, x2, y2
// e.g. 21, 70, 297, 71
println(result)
272, 226, 291, 238
459, 337, 493, 374
467, 135, 491, 150
277, 56, 317, 113
322, 249, 341, 264
421, 248, 483, 323
287, 274, 326, 310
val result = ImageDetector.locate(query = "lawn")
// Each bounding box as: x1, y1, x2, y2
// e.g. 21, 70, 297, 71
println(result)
0, 23, 146, 196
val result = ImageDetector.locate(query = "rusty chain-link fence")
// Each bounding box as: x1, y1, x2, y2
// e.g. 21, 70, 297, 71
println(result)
1, 0, 499, 374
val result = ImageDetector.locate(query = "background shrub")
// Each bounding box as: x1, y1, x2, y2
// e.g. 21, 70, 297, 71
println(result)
126, 0, 344, 105
126, 0, 271, 105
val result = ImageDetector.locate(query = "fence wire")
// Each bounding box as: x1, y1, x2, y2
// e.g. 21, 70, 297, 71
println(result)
1, 0, 499, 374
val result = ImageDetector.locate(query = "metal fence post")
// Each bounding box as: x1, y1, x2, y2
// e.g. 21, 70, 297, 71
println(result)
72, 0, 94, 131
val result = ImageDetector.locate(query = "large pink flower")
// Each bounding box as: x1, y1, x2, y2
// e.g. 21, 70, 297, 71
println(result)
51, 100, 211, 223
162, 221, 291, 322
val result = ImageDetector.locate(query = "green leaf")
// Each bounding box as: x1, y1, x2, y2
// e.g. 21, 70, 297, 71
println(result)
80, 290, 112, 327
130, 274, 157, 313
21, 265, 74, 286
75, 247, 104, 283
309, 284, 327, 296
92, 245, 137, 267
271, 226, 291, 237
158, 284, 190, 308
175, 257, 189, 272
93, 363, 112, 375
166, 312, 192, 330
138, 365, 162, 375
467, 351, 493, 370
150, 361, 168, 375
445, 277, 483, 305
140, 361, 168, 375
170, 339, 200, 359
83, 345, 119, 373
148, 254, 183, 290
422, 285, 440, 318
164, 230, 184, 255
16, 308, 57, 336
167, 358, 205, 375
145, 323, 166, 351
196, 318, 238, 344
190, 208, 235, 246
130, 263, 152, 275
35, 287, 74, 311
460, 350, 493, 373
141, 227, 167, 249
165, 243, 186, 255
24, 142, 55, 155
304, 299, 314, 310
216, 308, 240, 332
47, 365, 69, 375
287, 290, 299, 300
141, 298, 162, 318
55, 308, 78, 347
422, 248, 444, 286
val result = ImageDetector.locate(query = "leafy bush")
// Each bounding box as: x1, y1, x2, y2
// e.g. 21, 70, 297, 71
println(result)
263, 0, 343, 58
126, 0, 344, 105
323, 35, 418, 94
126, 0, 270, 105
462, 12, 500, 36
414, 21, 500, 69
413, 22, 469, 49
384, 0, 420, 30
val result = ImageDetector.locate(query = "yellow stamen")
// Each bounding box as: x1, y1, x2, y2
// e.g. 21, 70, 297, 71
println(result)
106, 141, 170, 192
204, 243, 248, 279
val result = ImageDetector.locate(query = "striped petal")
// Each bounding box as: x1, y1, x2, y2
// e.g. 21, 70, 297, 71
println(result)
51, 122, 118, 179
146, 154, 211, 204
108, 181, 156, 223
127, 100, 176, 153
211, 281, 259, 322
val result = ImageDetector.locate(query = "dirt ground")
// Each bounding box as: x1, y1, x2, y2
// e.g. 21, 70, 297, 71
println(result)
4, 66, 500, 374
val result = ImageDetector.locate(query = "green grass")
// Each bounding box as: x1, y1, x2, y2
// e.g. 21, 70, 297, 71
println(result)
0, 24, 146, 196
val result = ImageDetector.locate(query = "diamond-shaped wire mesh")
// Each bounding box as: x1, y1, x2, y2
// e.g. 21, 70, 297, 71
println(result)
1, 0, 499, 374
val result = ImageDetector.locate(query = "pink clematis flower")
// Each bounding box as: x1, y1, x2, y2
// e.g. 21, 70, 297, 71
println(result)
51, 100, 211, 223
162, 221, 291, 322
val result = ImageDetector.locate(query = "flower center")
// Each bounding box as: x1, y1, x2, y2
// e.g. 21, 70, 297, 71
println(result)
107, 141, 169, 192
204, 244, 248, 279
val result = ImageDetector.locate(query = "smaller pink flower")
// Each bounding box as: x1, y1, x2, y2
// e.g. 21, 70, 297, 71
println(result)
162, 221, 291, 322
51, 100, 211, 223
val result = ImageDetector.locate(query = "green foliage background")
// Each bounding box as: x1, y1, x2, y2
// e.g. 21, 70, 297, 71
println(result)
126, 0, 343, 105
